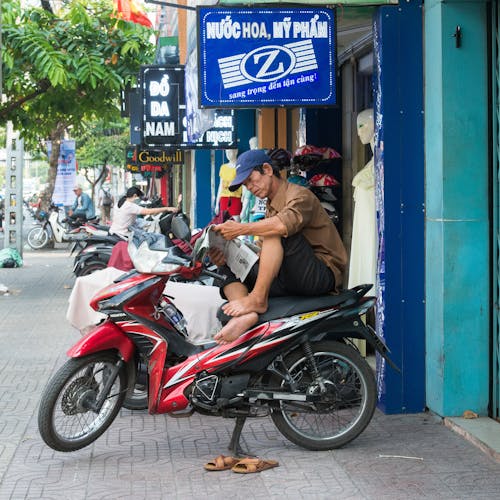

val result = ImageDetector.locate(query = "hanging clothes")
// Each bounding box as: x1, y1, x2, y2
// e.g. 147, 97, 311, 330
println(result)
348, 158, 377, 293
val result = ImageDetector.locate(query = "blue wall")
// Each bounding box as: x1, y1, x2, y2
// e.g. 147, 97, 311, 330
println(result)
424, 0, 490, 416
374, 1, 426, 413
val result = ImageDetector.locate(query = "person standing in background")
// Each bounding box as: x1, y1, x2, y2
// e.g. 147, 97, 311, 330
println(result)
98, 186, 114, 224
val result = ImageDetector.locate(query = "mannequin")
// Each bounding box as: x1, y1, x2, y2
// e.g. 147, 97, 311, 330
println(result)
348, 108, 377, 293
248, 136, 258, 150
216, 149, 242, 219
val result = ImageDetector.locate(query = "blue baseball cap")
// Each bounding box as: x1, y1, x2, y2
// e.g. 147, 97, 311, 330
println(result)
229, 149, 272, 191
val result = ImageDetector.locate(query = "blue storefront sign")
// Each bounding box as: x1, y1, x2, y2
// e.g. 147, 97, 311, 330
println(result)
197, 6, 336, 107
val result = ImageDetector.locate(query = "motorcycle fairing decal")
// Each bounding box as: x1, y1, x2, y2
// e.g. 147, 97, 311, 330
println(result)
205, 323, 272, 358
206, 329, 301, 365
162, 350, 213, 389
119, 321, 166, 355
202, 309, 338, 367
286, 307, 339, 330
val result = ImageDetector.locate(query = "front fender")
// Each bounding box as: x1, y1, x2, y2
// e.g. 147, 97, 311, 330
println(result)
67, 321, 134, 362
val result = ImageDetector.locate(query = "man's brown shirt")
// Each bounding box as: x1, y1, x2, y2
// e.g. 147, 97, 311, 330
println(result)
267, 181, 348, 290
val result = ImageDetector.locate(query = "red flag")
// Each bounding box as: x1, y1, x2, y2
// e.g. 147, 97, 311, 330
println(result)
113, 0, 153, 28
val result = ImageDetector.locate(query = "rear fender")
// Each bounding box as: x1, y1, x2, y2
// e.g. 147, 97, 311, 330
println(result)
67, 321, 134, 362
310, 318, 400, 373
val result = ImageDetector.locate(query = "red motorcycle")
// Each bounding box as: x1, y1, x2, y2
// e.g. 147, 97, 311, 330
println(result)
38, 215, 397, 454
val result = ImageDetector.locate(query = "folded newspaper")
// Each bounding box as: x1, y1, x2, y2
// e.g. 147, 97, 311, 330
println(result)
193, 225, 260, 281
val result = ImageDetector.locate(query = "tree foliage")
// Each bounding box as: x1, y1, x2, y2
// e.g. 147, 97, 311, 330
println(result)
1, 0, 155, 206
76, 119, 129, 200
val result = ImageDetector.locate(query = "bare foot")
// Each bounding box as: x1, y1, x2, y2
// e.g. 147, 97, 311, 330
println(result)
214, 312, 258, 345
222, 293, 268, 317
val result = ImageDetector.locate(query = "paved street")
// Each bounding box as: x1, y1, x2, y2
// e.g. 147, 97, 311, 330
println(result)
2, 246, 500, 499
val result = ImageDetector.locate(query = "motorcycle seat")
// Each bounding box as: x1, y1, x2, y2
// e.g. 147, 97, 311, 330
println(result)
216, 288, 365, 326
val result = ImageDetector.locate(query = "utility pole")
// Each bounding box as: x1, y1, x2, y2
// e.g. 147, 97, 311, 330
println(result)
4, 122, 24, 255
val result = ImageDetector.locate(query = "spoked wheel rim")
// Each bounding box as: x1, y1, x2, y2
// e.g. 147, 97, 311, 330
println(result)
51, 361, 123, 443
27, 227, 49, 249
279, 351, 368, 442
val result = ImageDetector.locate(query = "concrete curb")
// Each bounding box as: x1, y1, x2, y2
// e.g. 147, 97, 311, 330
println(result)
445, 416, 500, 463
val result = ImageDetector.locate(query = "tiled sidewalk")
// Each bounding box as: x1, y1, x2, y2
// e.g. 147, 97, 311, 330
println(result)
1, 248, 500, 499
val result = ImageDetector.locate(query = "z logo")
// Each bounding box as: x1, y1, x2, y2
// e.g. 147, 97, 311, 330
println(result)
242, 46, 295, 82
218, 40, 318, 89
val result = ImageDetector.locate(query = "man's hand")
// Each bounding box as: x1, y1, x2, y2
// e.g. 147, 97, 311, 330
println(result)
208, 247, 226, 267
213, 220, 244, 241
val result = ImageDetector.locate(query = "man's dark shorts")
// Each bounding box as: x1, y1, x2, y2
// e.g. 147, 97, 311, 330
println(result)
217, 233, 335, 299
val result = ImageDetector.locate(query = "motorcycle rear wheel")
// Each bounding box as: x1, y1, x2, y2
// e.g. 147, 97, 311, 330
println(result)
270, 340, 376, 451
27, 226, 50, 250
38, 353, 127, 452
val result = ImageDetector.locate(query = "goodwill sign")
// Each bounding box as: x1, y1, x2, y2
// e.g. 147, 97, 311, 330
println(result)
197, 7, 336, 107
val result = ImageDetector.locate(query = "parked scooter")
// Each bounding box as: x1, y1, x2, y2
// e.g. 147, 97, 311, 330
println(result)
71, 198, 181, 277
72, 242, 115, 277
26, 204, 92, 250
38, 214, 397, 454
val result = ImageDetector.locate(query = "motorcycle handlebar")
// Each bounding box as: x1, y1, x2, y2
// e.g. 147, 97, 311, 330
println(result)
200, 268, 225, 281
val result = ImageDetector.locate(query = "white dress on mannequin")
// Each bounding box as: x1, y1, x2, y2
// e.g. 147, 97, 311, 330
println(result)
348, 108, 377, 293
348, 157, 377, 290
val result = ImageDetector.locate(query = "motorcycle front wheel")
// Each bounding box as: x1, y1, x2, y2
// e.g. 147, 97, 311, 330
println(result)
27, 226, 50, 250
123, 358, 148, 410
123, 383, 148, 410
269, 340, 376, 451
75, 260, 108, 277
38, 353, 127, 452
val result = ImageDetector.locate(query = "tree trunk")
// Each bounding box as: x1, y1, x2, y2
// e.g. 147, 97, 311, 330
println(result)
40, 123, 65, 211
83, 165, 107, 205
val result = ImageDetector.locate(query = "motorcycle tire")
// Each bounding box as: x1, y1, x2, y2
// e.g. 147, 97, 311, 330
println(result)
269, 340, 376, 451
38, 353, 127, 452
27, 226, 50, 250
123, 359, 148, 410
76, 260, 108, 277
123, 384, 148, 410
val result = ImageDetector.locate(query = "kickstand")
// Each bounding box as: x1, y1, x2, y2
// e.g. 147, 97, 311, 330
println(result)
228, 416, 254, 458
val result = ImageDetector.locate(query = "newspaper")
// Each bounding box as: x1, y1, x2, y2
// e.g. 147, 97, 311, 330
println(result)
193, 225, 260, 281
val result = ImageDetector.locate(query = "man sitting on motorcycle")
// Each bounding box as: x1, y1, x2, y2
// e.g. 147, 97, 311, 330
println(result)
209, 149, 348, 345
68, 184, 95, 223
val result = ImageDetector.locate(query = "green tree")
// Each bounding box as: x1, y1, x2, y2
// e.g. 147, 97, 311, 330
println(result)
1, 0, 155, 208
76, 119, 129, 201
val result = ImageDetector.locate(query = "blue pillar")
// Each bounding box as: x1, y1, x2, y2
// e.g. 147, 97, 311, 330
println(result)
425, 0, 489, 416
193, 149, 212, 228
374, 1, 425, 413
193, 110, 255, 228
